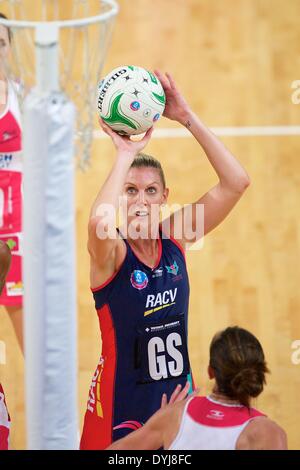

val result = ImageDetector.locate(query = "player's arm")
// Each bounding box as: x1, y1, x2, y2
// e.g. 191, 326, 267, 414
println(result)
237, 417, 288, 450
107, 405, 169, 450
0, 241, 12, 295
88, 122, 153, 274
155, 71, 250, 249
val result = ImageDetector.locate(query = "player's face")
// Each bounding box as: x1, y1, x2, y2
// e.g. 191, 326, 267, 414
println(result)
122, 167, 168, 235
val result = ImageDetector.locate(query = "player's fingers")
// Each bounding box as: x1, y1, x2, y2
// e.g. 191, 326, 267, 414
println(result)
99, 118, 112, 135
161, 393, 167, 409
154, 69, 171, 90
166, 72, 178, 91
143, 126, 154, 140
169, 384, 182, 404
174, 381, 190, 402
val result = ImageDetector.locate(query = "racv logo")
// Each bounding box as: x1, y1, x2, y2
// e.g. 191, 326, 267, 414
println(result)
144, 288, 177, 316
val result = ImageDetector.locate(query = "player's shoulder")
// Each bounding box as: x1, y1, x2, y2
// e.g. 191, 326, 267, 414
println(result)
237, 416, 288, 450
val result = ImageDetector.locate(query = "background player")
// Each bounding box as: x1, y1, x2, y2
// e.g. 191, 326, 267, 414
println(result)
0, 240, 12, 450
108, 326, 288, 450
0, 13, 23, 352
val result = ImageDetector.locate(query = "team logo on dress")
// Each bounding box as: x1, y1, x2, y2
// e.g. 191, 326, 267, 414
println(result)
165, 261, 179, 276
130, 101, 140, 111
6, 281, 24, 296
130, 270, 149, 290
207, 410, 225, 420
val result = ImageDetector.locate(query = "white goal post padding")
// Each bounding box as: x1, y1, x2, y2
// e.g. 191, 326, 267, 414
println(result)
23, 90, 78, 450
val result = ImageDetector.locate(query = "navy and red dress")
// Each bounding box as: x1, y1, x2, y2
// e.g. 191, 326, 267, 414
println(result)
80, 229, 193, 449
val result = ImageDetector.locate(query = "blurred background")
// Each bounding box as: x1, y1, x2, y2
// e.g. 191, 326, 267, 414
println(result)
1, 0, 300, 449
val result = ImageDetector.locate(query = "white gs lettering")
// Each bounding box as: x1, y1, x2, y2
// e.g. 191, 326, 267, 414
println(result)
148, 333, 184, 380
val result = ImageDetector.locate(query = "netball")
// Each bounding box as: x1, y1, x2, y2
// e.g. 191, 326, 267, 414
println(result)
97, 65, 166, 135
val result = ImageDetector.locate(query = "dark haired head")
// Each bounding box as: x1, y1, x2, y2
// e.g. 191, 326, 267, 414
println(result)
130, 153, 166, 189
0, 13, 12, 43
209, 326, 269, 408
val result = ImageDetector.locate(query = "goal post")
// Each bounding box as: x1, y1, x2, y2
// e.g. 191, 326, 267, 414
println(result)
0, 0, 119, 449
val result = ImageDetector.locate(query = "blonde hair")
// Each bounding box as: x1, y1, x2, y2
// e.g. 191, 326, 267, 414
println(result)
130, 153, 166, 188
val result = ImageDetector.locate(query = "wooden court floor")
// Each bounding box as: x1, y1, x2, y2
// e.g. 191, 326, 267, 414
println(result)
0, 0, 299, 449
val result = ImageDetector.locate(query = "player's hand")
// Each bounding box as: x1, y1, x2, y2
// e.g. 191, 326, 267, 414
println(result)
160, 382, 199, 408
99, 118, 153, 159
154, 70, 191, 125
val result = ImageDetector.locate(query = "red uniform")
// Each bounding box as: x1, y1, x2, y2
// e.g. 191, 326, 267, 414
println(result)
0, 383, 10, 450
0, 80, 23, 307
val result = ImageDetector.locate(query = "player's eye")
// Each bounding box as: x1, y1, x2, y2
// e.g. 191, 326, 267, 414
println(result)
0, 39, 6, 47
147, 187, 156, 194
127, 186, 137, 194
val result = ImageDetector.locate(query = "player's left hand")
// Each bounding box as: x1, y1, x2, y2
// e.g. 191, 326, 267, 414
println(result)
154, 70, 191, 125
160, 382, 199, 408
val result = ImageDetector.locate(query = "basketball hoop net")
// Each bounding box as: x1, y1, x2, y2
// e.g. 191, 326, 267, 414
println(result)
0, 0, 119, 168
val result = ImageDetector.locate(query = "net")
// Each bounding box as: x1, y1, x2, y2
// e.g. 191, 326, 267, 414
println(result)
0, 0, 119, 168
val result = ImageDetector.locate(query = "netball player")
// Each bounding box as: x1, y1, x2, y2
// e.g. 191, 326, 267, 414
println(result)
80, 71, 250, 449
0, 240, 12, 450
0, 14, 23, 352
108, 326, 287, 450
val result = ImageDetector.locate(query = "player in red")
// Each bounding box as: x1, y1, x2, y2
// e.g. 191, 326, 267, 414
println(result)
0, 13, 23, 351
0, 240, 12, 450
108, 326, 288, 450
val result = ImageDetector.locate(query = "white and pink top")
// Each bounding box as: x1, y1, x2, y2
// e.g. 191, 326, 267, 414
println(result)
0, 383, 10, 450
169, 395, 266, 450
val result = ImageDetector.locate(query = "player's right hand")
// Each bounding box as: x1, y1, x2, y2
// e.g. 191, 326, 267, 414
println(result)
99, 118, 153, 159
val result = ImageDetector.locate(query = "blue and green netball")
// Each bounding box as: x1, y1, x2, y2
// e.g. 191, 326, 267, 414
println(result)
97, 65, 166, 135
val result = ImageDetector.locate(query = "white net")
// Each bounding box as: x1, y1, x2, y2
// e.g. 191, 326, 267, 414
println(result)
0, 0, 118, 168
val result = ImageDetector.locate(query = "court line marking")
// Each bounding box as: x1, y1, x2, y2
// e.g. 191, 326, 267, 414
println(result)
93, 126, 300, 139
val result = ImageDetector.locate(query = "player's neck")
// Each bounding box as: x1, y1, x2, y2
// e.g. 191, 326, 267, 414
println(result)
209, 389, 241, 406
129, 236, 159, 255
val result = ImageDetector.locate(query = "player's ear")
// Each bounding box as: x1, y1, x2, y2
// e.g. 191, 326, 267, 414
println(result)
162, 187, 169, 204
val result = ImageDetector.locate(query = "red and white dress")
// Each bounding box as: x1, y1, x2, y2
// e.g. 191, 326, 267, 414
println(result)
169, 395, 266, 450
0, 383, 10, 450
0, 80, 23, 307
